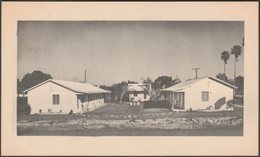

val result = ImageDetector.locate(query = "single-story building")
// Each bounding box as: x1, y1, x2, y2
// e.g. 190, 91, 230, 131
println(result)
23, 79, 111, 114
127, 83, 150, 105
161, 76, 237, 110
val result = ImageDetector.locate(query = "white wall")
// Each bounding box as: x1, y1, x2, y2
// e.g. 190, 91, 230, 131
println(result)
27, 82, 109, 114
27, 82, 78, 114
184, 79, 234, 110
129, 93, 150, 102
79, 96, 106, 112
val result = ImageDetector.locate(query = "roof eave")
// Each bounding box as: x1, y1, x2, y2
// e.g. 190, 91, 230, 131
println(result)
161, 89, 184, 92
208, 76, 237, 89
22, 79, 52, 93
23, 79, 112, 94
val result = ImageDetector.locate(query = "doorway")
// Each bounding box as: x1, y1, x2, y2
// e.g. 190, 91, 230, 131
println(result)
173, 92, 185, 109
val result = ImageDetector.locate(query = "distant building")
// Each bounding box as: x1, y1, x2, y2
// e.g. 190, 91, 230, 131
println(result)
23, 79, 111, 114
161, 76, 237, 110
127, 83, 150, 105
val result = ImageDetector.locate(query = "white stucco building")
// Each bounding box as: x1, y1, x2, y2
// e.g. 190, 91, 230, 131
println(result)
23, 79, 111, 114
127, 83, 150, 105
161, 76, 237, 110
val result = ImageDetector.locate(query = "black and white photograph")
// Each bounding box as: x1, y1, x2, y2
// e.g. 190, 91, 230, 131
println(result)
2, 2, 258, 156
17, 21, 244, 136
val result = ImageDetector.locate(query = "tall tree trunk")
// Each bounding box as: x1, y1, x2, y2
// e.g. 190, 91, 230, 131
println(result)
234, 59, 237, 86
224, 64, 226, 75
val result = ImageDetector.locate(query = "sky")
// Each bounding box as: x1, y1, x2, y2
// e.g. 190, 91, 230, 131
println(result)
18, 21, 244, 86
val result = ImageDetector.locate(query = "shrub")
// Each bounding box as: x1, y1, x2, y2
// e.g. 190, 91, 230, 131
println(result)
25, 104, 31, 115
205, 105, 214, 110
227, 99, 234, 108
227, 99, 233, 104
69, 110, 73, 115
17, 97, 31, 115
143, 100, 172, 110
174, 105, 184, 110
47, 108, 53, 113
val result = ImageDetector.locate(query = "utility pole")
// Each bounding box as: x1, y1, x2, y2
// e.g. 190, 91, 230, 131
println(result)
84, 68, 86, 83
192, 68, 200, 79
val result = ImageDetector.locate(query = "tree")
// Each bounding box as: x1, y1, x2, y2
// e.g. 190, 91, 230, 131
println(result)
216, 73, 228, 82
109, 81, 128, 102
226, 79, 235, 86
20, 70, 52, 91
221, 51, 230, 75
141, 77, 153, 96
230, 45, 242, 85
153, 76, 176, 89
127, 80, 137, 84
119, 83, 149, 103
235, 76, 244, 90
151, 76, 181, 100
17, 79, 21, 95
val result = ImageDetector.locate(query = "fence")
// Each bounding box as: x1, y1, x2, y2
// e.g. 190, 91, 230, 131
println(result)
143, 100, 172, 110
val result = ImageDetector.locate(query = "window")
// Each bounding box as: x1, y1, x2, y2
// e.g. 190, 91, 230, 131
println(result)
144, 93, 147, 99
53, 95, 60, 105
89, 94, 92, 101
201, 91, 209, 101
134, 92, 138, 97
84, 95, 89, 102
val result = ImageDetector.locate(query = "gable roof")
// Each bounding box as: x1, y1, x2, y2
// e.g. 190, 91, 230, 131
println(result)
127, 83, 148, 92
23, 79, 111, 94
161, 76, 237, 92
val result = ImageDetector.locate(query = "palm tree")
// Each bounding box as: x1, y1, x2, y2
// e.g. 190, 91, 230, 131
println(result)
119, 84, 128, 103
141, 77, 152, 96
230, 45, 242, 85
221, 51, 230, 75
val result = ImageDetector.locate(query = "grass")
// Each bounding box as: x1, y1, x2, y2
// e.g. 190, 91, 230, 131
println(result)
17, 102, 243, 136
87, 102, 170, 116
18, 114, 82, 122
17, 102, 243, 122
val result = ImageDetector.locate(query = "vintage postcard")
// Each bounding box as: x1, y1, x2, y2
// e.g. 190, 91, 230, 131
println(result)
16, 21, 244, 136
1, 2, 258, 156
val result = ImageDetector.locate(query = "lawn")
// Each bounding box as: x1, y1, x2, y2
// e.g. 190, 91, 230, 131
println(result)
17, 102, 243, 136
18, 102, 243, 121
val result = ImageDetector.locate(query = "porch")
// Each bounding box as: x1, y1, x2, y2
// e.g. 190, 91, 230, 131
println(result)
162, 91, 185, 110
76, 93, 111, 112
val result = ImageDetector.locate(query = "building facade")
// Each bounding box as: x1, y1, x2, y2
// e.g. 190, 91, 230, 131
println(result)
127, 83, 150, 105
161, 76, 236, 110
23, 79, 111, 114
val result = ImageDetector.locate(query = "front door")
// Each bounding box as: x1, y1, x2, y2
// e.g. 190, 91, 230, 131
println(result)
173, 92, 185, 109
179, 92, 185, 109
